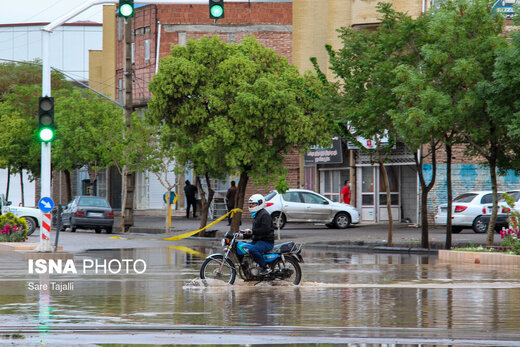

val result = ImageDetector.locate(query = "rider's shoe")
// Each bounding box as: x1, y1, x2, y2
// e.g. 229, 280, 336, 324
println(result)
259, 265, 272, 276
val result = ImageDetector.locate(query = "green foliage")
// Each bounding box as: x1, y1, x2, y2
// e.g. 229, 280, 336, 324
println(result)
149, 36, 331, 188
53, 89, 126, 172
0, 212, 28, 242
323, 3, 424, 146
0, 61, 72, 179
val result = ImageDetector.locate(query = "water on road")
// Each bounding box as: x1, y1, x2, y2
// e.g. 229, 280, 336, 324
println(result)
1, 244, 520, 345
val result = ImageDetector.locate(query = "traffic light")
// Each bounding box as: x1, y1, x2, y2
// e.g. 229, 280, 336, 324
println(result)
209, 0, 224, 19
38, 96, 55, 142
119, 0, 134, 18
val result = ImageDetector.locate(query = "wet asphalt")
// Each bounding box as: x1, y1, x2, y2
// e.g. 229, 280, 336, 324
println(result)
38, 212, 505, 254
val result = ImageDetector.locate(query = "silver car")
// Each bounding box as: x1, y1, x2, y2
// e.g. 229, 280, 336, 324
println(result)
263, 189, 360, 229
434, 191, 495, 233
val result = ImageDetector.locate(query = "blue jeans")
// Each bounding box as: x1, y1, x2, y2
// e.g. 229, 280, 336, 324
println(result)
242, 241, 273, 268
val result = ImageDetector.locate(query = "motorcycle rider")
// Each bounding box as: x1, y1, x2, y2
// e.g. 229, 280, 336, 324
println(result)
241, 193, 275, 275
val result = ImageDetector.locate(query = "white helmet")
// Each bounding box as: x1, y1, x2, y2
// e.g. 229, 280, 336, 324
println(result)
248, 194, 265, 213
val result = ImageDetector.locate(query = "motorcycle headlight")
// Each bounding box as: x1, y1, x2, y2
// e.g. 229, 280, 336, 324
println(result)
221, 238, 226, 247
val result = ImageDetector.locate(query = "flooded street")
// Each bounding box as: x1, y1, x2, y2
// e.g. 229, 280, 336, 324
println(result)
1, 244, 520, 345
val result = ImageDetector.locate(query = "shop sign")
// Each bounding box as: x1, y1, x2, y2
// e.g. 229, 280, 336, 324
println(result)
304, 136, 343, 165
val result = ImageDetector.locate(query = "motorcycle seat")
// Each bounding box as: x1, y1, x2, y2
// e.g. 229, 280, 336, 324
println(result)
268, 241, 296, 254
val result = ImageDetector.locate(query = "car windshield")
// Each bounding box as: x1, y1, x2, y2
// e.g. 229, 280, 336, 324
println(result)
453, 193, 477, 203
78, 197, 110, 207
264, 191, 277, 201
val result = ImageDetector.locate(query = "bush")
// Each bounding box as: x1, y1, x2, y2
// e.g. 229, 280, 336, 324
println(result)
0, 212, 28, 242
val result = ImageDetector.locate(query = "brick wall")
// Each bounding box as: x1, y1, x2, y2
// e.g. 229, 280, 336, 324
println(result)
115, 2, 292, 104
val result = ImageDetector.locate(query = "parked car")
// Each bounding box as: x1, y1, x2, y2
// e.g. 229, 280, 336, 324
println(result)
263, 189, 360, 229
479, 190, 520, 232
61, 196, 114, 233
434, 191, 496, 233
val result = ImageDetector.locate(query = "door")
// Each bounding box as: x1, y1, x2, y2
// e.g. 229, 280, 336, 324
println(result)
360, 166, 376, 222
300, 191, 332, 221
378, 166, 400, 221
280, 191, 305, 220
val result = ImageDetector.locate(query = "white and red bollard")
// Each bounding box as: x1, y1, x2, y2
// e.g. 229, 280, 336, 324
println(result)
35, 213, 52, 252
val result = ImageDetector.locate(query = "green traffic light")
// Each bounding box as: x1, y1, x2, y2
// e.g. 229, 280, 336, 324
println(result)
210, 4, 224, 18
39, 128, 55, 142
120, 3, 134, 18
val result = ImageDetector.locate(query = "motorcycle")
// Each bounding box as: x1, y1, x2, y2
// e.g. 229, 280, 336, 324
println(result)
200, 231, 304, 285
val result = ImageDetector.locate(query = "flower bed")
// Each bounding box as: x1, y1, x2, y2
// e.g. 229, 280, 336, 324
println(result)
0, 212, 28, 242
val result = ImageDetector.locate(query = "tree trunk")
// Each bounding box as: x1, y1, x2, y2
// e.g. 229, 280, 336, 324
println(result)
378, 156, 392, 247
64, 170, 72, 203
445, 143, 453, 249
230, 171, 249, 233
120, 165, 128, 233
416, 141, 437, 249
486, 156, 498, 246
5, 167, 10, 201
197, 174, 215, 234
19, 170, 24, 206
87, 164, 97, 196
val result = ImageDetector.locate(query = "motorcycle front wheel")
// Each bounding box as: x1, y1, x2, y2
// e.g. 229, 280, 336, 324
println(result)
272, 256, 302, 285
200, 254, 237, 284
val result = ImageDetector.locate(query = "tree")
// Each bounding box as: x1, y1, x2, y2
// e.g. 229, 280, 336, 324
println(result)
53, 89, 124, 201
317, 3, 424, 246
148, 36, 332, 231
392, 0, 509, 247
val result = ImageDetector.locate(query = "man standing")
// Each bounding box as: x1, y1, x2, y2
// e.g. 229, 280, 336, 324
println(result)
184, 180, 198, 218
226, 180, 237, 225
341, 179, 351, 205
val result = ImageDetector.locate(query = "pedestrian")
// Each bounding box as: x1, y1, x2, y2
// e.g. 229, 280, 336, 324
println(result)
341, 179, 351, 204
240, 194, 275, 275
226, 180, 237, 225
184, 180, 198, 218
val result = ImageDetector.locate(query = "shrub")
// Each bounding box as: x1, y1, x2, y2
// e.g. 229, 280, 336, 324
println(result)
0, 213, 28, 242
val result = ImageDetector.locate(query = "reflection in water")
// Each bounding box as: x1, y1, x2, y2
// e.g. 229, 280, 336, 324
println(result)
1, 246, 520, 343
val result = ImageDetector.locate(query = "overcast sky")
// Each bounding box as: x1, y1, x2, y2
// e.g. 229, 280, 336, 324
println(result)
3, 0, 104, 25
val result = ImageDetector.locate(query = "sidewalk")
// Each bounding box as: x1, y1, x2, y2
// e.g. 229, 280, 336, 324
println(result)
112, 214, 501, 251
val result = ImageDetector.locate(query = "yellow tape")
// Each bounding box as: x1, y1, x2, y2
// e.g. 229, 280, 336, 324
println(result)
109, 208, 243, 242
160, 208, 242, 241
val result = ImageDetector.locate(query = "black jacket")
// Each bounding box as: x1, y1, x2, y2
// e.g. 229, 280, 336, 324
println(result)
250, 208, 274, 243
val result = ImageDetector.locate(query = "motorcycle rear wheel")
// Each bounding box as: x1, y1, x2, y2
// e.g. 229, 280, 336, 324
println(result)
200, 255, 237, 284
272, 256, 302, 285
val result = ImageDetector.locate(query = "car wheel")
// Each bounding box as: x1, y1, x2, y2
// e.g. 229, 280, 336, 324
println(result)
271, 212, 286, 229
451, 226, 463, 234
472, 216, 488, 233
105, 227, 113, 234
95, 228, 102, 234
334, 212, 351, 229
70, 224, 77, 232
24, 217, 37, 236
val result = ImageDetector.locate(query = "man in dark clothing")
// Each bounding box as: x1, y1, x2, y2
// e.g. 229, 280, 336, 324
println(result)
242, 193, 274, 275
226, 180, 237, 225
184, 180, 198, 218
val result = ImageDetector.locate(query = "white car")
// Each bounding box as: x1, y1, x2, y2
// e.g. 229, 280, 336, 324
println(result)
263, 189, 360, 229
434, 191, 495, 233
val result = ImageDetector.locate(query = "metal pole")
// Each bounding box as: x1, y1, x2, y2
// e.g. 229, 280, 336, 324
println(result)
36, 31, 53, 252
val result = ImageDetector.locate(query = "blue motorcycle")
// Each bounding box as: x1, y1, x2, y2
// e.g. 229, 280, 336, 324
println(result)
200, 231, 303, 285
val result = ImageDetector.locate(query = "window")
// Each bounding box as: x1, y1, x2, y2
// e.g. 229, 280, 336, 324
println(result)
302, 193, 327, 205
144, 39, 151, 61
131, 42, 135, 63
454, 193, 477, 203
282, 192, 302, 203
480, 194, 493, 204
